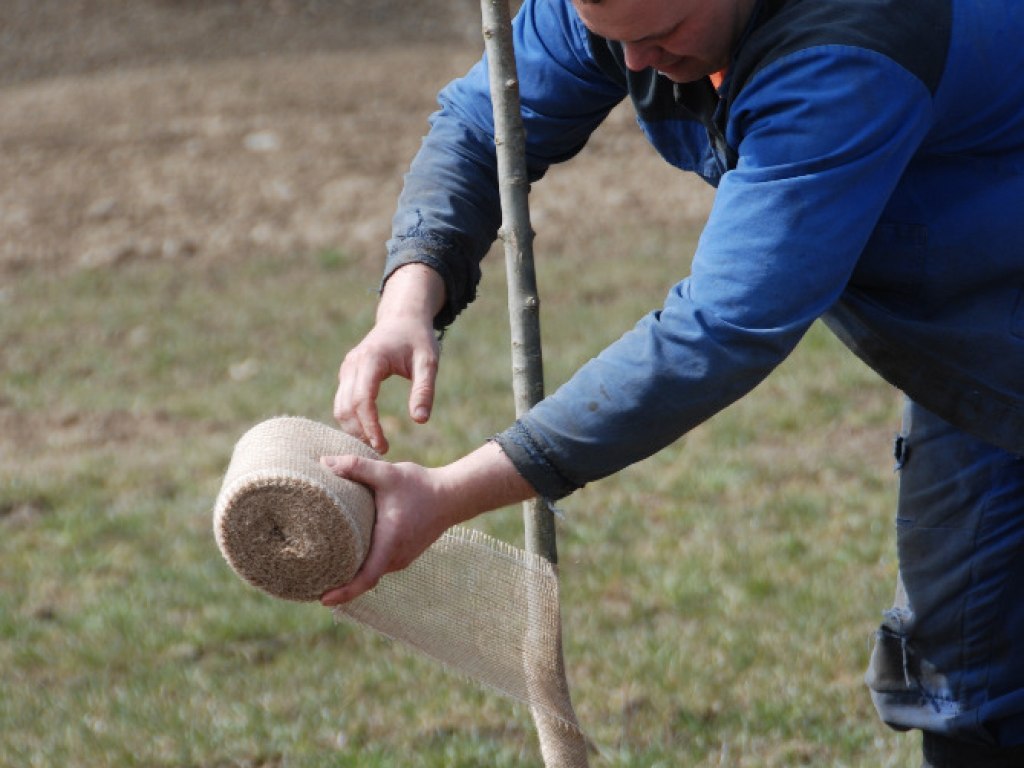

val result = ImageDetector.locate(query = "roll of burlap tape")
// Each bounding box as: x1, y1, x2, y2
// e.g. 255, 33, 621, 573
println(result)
213, 416, 589, 762
213, 416, 379, 602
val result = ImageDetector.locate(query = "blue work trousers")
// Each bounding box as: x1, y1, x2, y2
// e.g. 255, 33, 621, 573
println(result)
867, 398, 1024, 751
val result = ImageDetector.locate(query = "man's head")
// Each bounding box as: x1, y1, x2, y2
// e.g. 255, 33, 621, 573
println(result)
571, 0, 758, 83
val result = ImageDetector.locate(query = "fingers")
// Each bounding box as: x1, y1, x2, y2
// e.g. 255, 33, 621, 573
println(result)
320, 565, 380, 606
320, 529, 394, 605
319, 455, 389, 605
334, 350, 389, 454
408, 348, 438, 424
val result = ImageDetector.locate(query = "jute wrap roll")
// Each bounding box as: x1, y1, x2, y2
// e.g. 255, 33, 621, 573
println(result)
213, 416, 588, 765
213, 416, 380, 602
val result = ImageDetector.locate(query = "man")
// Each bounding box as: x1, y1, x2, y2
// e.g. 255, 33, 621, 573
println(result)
320, 0, 1024, 764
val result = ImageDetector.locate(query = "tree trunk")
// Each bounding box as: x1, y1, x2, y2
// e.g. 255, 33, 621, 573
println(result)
479, 1, 590, 765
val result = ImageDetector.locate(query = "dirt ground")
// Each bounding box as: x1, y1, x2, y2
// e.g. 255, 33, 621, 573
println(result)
0, 0, 713, 279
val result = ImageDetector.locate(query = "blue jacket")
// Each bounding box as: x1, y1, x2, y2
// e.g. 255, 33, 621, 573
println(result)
385, 0, 1024, 499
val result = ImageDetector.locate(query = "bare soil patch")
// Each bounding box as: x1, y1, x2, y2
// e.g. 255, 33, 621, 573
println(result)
1, 0, 711, 278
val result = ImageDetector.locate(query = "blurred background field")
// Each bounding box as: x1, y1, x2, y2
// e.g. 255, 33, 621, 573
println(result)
1, 2, 920, 765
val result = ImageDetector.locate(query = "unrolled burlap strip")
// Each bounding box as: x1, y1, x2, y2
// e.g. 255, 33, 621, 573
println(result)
213, 416, 588, 764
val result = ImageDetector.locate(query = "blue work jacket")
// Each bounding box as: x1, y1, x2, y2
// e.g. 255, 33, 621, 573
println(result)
384, 0, 1024, 499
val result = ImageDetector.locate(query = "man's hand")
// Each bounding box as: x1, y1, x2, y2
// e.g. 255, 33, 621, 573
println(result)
319, 441, 536, 606
333, 317, 438, 454
334, 264, 445, 453
318, 454, 455, 604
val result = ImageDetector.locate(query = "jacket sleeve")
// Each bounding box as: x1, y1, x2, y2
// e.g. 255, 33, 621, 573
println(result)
383, 0, 625, 329
496, 45, 937, 499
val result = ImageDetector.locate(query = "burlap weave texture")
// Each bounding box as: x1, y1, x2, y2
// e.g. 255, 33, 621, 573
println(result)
213, 416, 379, 602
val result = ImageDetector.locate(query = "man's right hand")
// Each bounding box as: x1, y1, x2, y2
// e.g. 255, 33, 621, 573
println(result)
333, 263, 445, 454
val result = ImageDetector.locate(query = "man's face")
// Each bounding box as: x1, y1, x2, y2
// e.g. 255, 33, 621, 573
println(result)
572, 0, 756, 83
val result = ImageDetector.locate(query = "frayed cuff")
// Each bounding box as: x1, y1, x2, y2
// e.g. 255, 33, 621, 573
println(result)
492, 421, 581, 501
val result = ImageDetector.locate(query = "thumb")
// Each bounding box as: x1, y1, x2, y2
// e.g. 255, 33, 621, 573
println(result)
321, 454, 388, 490
408, 349, 438, 424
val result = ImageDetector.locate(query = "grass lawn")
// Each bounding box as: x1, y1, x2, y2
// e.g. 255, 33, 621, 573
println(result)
0, 222, 922, 766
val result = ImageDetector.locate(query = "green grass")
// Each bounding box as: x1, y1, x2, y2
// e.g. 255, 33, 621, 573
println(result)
0, 229, 920, 766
